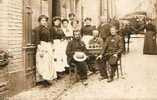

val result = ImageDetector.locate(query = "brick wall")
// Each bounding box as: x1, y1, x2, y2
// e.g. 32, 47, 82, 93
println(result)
0, 0, 23, 72
0, 0, 49, 96
0, 0, 9, 50
0, 0, 25, 96
7, 0, 23, 72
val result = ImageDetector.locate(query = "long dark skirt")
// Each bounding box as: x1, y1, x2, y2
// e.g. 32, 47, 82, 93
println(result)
143, 31, 157, 55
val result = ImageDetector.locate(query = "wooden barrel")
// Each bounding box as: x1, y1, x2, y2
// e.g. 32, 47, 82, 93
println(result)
0, 67, 9, 100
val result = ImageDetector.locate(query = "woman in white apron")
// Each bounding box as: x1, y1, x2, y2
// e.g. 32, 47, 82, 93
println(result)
61, 19, 74, 73
32, 15, 57, 87
52, 17, 67, 79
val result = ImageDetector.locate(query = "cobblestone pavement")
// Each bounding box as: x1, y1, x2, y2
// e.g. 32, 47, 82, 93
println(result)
10, 37, 157, 100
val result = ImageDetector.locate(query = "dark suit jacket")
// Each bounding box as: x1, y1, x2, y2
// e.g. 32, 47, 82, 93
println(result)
66, 39, 88, 64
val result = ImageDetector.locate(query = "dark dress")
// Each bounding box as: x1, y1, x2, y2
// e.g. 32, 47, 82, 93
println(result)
32, 25, 57, 82
51, 25, 65, 40
143, 23, 157, 55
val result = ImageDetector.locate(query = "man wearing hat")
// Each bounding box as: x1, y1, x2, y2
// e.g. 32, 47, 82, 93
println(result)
66, 30, 88, 85
97, 16, 111, 42
68, 13, 76, 23
97, 26, 123, 82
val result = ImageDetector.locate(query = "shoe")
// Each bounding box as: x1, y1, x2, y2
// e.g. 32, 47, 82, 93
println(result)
98, 77, 105, 81
99, 76, 108, 81
107, 78, 113, 83
82, 80, 88, 86
41, 81, 51, 88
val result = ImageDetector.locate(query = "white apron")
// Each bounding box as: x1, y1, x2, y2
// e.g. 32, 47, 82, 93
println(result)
53, 40, 69, 72
36, 41, 57, 81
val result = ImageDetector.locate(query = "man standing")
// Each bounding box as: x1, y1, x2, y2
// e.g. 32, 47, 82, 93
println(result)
81, 17, 96, 36
97, 16, 111, 42
68, 13, 76, 23
66, 30, 88, 85
97, 26, 123, 82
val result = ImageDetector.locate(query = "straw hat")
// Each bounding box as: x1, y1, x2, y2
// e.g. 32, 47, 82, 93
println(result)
73, 52, 87, 62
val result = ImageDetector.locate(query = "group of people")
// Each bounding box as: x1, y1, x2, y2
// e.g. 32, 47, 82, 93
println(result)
33, 12, 157, 87
32, 13, 80, 87
119, 16, 157, 54
32, 13, 124, 87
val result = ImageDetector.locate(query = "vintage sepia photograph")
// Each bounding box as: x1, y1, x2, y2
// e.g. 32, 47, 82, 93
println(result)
0, 0, 157, 100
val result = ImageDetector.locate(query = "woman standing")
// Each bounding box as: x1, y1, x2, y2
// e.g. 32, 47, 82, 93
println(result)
32, 15, 57, 87
61, 18, 73, 38
51, 17, 66, 77
143, 19, 157, 55
51, 16, 65, 40
71, 20, 80, 31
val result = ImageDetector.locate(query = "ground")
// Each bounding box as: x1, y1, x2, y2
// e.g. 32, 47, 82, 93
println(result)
10, 36, 157, 100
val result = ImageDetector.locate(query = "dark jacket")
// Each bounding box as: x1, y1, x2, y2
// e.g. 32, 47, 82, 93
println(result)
32, 25, 51, 45
101, 34, 123, 56
66, 39, 88, 63
51, 26, 65, 40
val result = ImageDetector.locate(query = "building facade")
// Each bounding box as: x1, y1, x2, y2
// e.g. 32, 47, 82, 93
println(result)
0, 0, 112, 97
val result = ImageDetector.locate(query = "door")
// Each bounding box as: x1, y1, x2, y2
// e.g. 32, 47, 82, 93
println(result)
23, 0, 36, 89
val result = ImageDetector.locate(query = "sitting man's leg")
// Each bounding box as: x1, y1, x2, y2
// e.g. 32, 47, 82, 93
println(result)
97, 59, 108, 80
107, 55, 118, 82
76, 61, 88, 85
111, 64, 118, 79
86, 55, 96, 73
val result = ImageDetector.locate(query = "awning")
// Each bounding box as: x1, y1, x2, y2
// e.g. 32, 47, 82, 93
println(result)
125, 11, 147, 17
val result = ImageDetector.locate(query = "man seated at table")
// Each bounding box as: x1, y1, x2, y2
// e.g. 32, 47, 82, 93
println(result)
89, 29, 103, 47
87, 29, 103, 73
97, 26, 123, 82
66, 30, 89, 85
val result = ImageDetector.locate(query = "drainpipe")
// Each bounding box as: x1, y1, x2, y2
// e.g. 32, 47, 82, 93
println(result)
81, 0, 84, 27
107, 0, 110, 22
